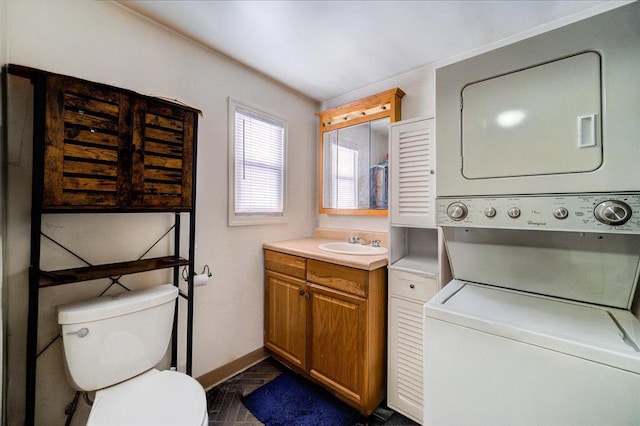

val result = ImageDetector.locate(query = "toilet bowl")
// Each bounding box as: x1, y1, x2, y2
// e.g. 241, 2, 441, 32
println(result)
57, 284, 208, 425
88, 369, 207, 425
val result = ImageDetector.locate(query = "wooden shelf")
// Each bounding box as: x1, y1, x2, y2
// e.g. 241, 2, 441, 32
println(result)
39, 256, 190, 287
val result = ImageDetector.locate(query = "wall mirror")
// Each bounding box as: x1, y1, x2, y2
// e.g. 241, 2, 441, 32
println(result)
318, 88, 404, 216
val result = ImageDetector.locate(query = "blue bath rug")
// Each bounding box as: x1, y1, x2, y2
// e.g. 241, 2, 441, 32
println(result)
241, 370, 362, 426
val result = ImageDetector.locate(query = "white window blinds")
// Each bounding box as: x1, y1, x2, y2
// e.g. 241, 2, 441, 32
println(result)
229, 99, 287, 225
330, 143, 358, 209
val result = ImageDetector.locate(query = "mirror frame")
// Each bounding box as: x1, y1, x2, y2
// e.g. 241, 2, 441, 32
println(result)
317, 88, 405, 216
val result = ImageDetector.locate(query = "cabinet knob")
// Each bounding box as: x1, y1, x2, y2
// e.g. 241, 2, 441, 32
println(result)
409, 284, 415, 289
299, 289, 305, 296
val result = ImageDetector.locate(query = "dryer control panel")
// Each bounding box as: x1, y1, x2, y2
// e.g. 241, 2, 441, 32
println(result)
437, 193, 640, 233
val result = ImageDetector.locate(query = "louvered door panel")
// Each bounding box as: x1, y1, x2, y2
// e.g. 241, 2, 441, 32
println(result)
388, 297, 425, 424
44, 76, 129, 209
132, 99, 194, 209
390, 118, 435, 227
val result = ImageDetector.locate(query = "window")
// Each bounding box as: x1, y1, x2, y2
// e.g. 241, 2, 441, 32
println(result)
228, 98, 287, 226
329, 140, 359, 209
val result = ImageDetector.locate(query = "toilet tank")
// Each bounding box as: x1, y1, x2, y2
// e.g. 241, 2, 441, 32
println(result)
57, 284, 178, 392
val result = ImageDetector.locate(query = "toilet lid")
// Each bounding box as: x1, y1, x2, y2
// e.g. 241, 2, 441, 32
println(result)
87, 369, 208, 425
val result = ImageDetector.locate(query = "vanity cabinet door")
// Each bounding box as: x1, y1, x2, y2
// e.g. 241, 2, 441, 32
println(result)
307, 283, 366, 407
264, 270, 307, 371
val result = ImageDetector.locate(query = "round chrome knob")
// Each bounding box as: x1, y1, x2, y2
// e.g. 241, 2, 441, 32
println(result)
553, 207, 569, 220
484, 207, 497, 218
507, 207, 521, 219
447, 202, 468, 221
594, 200, 632, 226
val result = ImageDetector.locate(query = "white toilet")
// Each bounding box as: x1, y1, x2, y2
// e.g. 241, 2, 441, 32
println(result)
57, 284, 208, 425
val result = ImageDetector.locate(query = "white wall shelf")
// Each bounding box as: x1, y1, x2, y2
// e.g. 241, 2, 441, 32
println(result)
389, 255, 439, 277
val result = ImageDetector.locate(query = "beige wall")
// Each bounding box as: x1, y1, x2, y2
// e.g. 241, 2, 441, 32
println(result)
5, 0, 317, 424
1, 0, 7, 421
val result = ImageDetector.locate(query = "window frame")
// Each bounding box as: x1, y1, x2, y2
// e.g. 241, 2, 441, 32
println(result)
228, 97, 288, 226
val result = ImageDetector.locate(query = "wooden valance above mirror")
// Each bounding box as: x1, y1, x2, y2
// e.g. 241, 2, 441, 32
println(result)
317, 88, 405, 216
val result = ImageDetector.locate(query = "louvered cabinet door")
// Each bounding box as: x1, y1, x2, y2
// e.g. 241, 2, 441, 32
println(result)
390, 118, 435, 227
43, 76, 130, 209
388, 296, 426, 424
388, 269, 439, 424
131, 98, 194, 209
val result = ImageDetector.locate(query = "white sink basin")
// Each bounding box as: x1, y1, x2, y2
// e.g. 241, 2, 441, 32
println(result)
318, 242, 388, 256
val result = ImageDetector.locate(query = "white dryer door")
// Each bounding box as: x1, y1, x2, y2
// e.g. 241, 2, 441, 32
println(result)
461, 52, 602, 180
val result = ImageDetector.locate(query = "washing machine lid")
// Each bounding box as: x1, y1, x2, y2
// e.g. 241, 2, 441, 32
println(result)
87, 369, 207, 426
425, 280, 640, 374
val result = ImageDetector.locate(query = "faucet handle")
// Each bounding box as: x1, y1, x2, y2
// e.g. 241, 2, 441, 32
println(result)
370, 239, 381, 247
349, 235, 361, 244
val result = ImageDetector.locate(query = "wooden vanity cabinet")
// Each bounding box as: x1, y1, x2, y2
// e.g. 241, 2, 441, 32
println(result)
264, 250, 387, 415
42, 73, 196, 211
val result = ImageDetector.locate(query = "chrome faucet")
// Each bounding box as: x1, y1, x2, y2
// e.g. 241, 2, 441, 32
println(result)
349, 235, 361, 244
370, 239, 381, 247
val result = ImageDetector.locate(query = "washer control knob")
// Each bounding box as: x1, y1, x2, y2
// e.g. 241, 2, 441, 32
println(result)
507, 207, 521, 219
594, 200, 632, 226
447, 202, 468, 221
553, 207, 569, 220
484, 207, 497, 218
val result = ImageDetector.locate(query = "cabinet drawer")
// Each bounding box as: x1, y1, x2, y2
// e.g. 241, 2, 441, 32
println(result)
389, 270, 438, 302
264, 250, 306, 279
307, 259, 367, 297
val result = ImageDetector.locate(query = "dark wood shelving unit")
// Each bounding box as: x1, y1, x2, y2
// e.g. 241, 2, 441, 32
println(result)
39, 256, 191, 287
11, 65, 200, 426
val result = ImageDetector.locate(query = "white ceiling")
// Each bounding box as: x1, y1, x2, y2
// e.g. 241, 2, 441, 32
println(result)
118, 1, 619, 101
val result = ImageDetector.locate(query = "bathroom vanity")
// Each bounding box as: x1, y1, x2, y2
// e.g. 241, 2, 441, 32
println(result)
263, 235, 388, 415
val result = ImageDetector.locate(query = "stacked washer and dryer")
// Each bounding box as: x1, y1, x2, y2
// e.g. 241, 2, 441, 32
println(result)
424, 3, 640, 425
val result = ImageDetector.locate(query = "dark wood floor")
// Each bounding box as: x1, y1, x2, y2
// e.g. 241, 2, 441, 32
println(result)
206, 357, 419, 425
